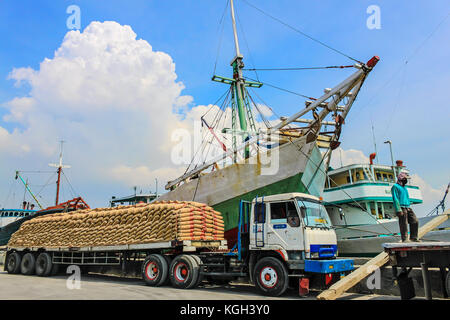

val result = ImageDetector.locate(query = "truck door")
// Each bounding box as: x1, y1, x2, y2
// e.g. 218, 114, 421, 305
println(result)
267, 201, 303, 250
251, 201, 267, 248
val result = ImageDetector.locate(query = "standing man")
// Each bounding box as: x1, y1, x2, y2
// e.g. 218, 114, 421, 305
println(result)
391, 172, 420, 242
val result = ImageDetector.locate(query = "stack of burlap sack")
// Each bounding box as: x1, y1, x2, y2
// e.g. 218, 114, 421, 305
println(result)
7, 201, 225, 248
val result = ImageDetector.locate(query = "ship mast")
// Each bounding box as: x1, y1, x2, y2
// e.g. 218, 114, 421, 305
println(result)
49, 141, 71, 205
211, 0, 258, 161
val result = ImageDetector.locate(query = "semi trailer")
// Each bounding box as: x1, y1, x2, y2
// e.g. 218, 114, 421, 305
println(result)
4, 192, 354, 296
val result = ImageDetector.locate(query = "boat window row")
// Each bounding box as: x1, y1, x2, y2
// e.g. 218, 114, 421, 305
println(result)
326, 168, 395, 188
358, 201, 395, 220
0, 211, 32, 218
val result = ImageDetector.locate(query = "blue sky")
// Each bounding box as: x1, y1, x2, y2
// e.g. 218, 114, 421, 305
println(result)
0, 0, 449, 211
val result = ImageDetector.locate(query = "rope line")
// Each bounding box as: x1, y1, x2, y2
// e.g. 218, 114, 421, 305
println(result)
243, 65, 354, 71
241, 0, 362, 64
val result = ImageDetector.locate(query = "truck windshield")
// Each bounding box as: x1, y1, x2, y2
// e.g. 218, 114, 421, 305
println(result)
297, 199, 332, 228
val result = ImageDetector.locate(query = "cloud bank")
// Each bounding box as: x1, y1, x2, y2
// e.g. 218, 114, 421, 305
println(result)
0, 21, 204, 207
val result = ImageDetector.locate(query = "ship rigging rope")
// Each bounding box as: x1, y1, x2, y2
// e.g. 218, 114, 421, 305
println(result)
352, 10, 450, 126
212, 0, 230, 76
243, 65, 354, 71
240, 0, 363, 64
35, 172, 57, 199
244, 75, 314, 100
285, 136, 400, 237
235, 4, 260, 82
62, 170, 78, 198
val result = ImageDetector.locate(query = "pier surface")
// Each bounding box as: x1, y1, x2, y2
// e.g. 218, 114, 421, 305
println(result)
0, 271, 439, 300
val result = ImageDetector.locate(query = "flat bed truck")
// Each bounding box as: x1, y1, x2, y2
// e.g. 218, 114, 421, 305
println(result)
4, 193, 354, 296
383, 241, 450, 300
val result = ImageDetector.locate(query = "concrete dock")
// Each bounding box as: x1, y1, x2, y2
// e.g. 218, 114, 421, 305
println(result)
0, 271, 443, 300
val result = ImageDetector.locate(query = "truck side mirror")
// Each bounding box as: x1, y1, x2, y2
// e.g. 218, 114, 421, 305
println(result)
300, 207, 306, 219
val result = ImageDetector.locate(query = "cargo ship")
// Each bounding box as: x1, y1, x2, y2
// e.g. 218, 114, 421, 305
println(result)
0, 143, 89, 245
157, 0, 379, 247
323, 157, 450, 256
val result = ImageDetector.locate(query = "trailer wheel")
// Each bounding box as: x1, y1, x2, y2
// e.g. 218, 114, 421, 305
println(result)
35, 252, 53, 277
20, 253, 36, 275
142, 254, 169, 287
160, 255, 172, 285
253, 257, 289, 297
169, 255, 199, 289
5, 252, 22, 274
185, 255, 202, 289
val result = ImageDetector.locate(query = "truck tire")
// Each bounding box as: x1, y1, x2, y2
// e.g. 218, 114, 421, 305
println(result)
142, 254, 169, 287
193, 255, 205, 287
169, 255, 199, 289
20, 253, 36, 275
185, 255, 202, 289
35, 252, 53, 277
253, 257, 289, 297
5, 252, 22, 274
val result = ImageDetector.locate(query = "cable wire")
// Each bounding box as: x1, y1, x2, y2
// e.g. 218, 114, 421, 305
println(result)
240, 0, 362, 64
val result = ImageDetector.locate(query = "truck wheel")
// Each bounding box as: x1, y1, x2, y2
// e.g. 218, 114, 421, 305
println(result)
35, 252, 53, 277
169, 255, 199, 289
160, 255, 172, 285
20, 253, 36, 275
185, 255, 202, 289
253, 257, 289, 297
5, 252, 22, 274
142, 254, 169, 286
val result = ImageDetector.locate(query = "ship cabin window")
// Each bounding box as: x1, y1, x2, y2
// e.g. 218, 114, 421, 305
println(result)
355, 172, 360, 181
378, 205, 383, 219
382, 174, 388, 182
376, 172, 381, 181
346, 176, 351, 183
389, 174, 394, 182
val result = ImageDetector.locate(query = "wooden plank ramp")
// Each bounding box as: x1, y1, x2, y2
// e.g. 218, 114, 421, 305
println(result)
317, 210, 450, 300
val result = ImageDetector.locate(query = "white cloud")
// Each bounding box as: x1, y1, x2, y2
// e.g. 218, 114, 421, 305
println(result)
0, 21, 202, 207
329, 147, 369, 168
410, 174, 448, 216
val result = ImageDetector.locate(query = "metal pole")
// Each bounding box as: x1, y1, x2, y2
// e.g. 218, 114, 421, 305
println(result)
384, 140, 396, 178
371, 123, 378, 164
55, 167, 61, 205
230, 0, 241, 57
15, 171, 44, 209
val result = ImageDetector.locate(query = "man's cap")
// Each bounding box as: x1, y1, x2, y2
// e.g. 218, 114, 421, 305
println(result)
397, 172, 411, 180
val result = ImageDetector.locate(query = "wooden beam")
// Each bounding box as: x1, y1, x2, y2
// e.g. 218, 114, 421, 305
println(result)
317, 210, 450, 300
